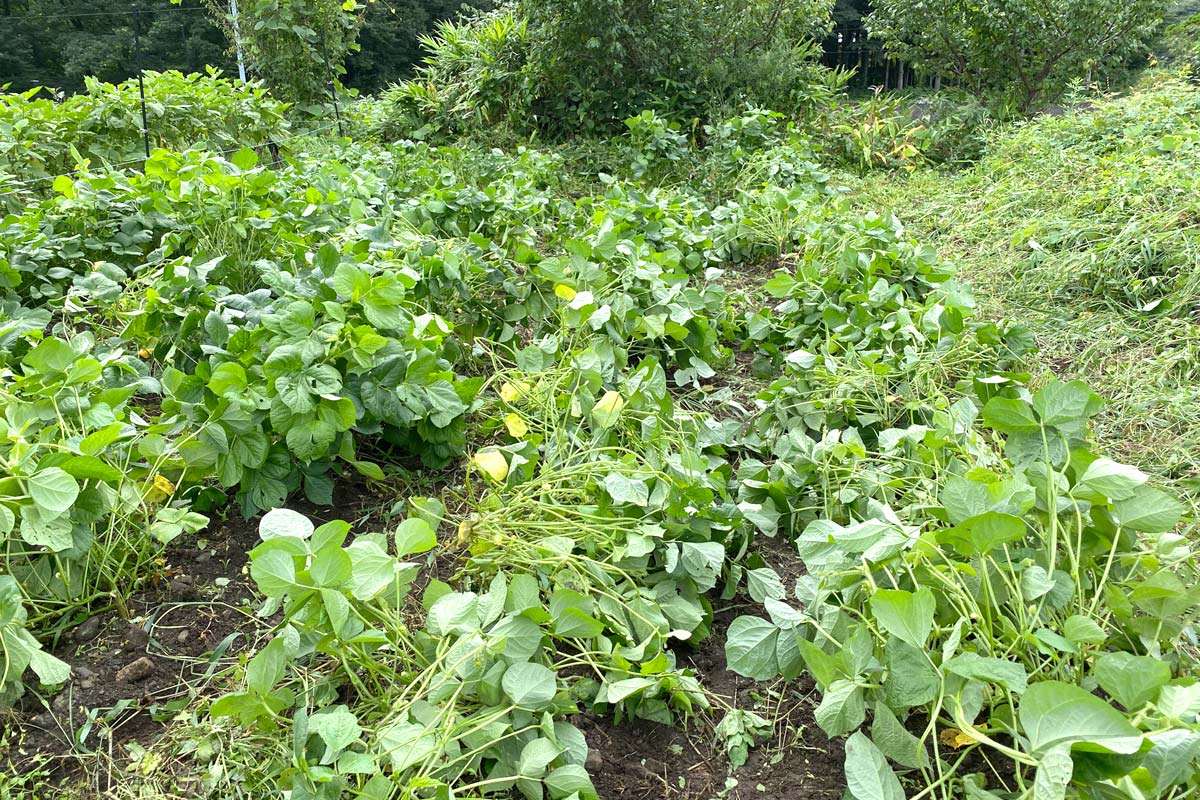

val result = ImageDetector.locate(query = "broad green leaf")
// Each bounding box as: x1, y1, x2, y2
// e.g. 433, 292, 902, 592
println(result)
1094, 653, 1171, 710
1019, 681, 1143, 754
490, 614, 544, 662
320, 588, 351, 636
246, 636, 289, 695
1130, 571, 1191, 618
738, 500, 781, 535
725, 616, 781, 680
1142, 729, 1200, 790
942, 476, 992, 524
345, 539, 399, 601
250, 550, 298, 597
983, 397, 1040, 433
505, 574, 541, 615
844, 731, 905, 800
259, 508, 314, 541
59, 456, 123, 482
545, 764, 597, 800
502, 662, 557, 710
944, 652, 1029, 693
1077, 458, 1147, 501
1021, 565, 1055, 601
427, 592, 479, 636
1033, 744, 1074, 800
308, 706, 362, 764
815, 679, 865, 738
798, 638, 841, 690
27, 647, 71, 686
1113, 486, 1184, 533
19, 507, 73, 551
310, 545, 352, 588
408, 497, 446, 529
394, 518, 437, 556
603, 472, 649, 507
376, 720, 439, 772
605, 676, 658, 704
869, 588, 935, 648
1032, 381, 1101, 427
747, 567, 785, 603
27, 468, 79, 515
939, 512, 1026, 556
23, 337, 75, 373
871, 704, 923, 769
884, 639, 939, 708
518, 736, 561, 778
1063, 615, 1107, 646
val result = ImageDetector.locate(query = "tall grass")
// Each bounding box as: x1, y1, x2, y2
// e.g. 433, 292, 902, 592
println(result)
844, 72, 1200, 485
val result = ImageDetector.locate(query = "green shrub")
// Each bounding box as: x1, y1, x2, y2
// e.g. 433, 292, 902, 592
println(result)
867, 0, 1168, 112
371, 0, 845, 139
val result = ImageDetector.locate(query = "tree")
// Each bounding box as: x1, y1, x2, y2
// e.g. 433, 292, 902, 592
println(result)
866, 0, 1168, 111
345, 1, 492, 94
191, 0, 366, 106
522, 0, 836, 129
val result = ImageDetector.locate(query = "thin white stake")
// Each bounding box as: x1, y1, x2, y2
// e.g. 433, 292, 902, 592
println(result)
230, 0, 247, 82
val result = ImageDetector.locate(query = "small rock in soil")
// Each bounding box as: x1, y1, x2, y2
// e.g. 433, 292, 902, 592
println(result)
168, 578, 200, 601
585, 751, 603, 771
74, 617, 101, 642
51, 692, 74, 715
116, 656, 156, 684
75, 665, 97, 689
176, 629, 191, 644
124, 623, 150, 649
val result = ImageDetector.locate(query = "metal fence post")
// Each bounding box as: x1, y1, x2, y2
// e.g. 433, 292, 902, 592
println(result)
319, 21, 344, 137
133, 4, 150, 158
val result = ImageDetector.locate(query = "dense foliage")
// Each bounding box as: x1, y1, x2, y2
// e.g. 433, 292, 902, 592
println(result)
373, 0, 846, 138
866, 0, 1169, 110
0, 70, 287, 189
0, 0, 485, 98
0, 0, 232, 95
3, 14, 1200, 800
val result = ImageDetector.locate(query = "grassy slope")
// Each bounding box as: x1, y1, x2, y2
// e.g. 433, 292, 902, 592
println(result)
844, 71, 1200, 491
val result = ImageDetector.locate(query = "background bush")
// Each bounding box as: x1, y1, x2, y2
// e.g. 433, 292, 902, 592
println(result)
373, 0, 843, 139
866, 0, 1169, 112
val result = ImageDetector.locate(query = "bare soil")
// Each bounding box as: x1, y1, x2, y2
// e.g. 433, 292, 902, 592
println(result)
0, 480, 386, 794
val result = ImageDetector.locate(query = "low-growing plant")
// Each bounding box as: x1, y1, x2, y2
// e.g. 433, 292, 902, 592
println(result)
0, 70, 287, 188
728, 381, 1200, 798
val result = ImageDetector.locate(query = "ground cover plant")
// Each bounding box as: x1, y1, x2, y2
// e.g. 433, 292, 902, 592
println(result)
1, 16, 1199, 800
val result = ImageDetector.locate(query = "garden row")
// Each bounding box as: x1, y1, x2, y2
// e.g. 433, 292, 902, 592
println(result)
1, 79, 1197, 799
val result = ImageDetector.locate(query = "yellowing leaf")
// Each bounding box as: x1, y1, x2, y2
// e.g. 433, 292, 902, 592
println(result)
144, 474, 176, 503
137, 348, 152, 359
592, 391, 625, 428
499, 381, 530, 403
939, 728, 975, 749
472, 449, 509, 482
554, 284, 577, 301
457, 517, 475, 545
503, 413, 529, 438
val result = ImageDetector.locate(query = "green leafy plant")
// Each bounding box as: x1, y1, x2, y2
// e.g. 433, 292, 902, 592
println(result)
728, 381, 1200, 798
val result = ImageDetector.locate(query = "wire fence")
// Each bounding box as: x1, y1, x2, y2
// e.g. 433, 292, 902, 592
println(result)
0, 3, 232, 94
0, 118, 345, 200
822, 24, 939, 92
0, 4, 349, 200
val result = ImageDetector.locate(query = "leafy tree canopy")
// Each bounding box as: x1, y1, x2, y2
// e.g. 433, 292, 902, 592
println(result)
866, 0, 1169, 111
